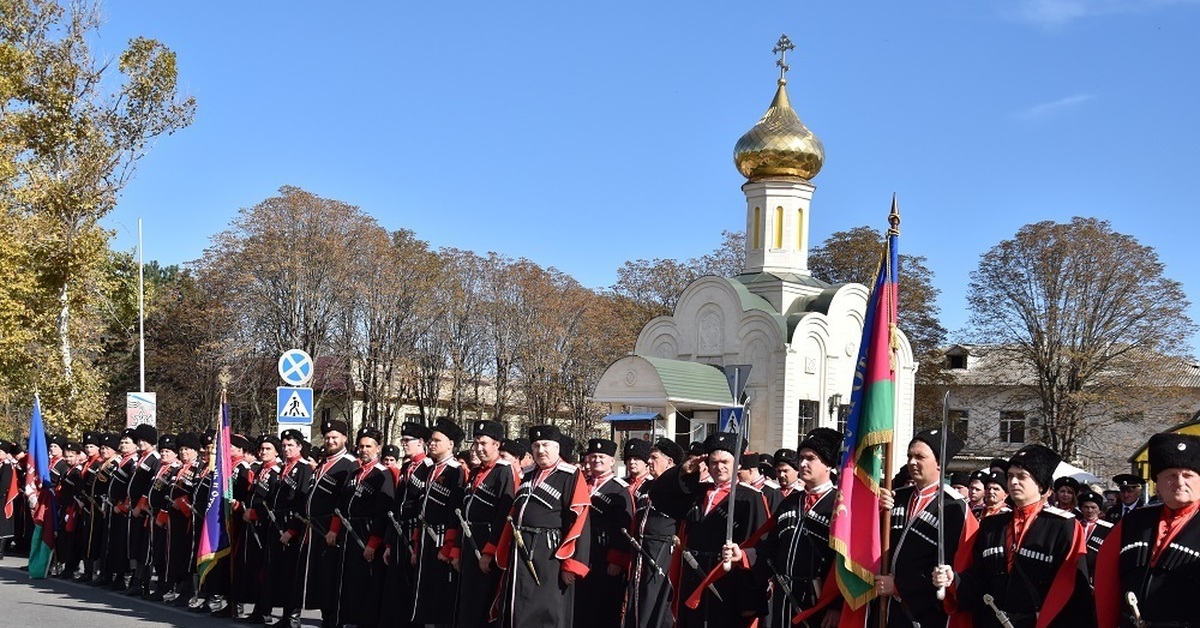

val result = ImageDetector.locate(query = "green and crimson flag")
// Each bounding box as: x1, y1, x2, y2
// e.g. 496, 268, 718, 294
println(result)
829, 202, 900, 617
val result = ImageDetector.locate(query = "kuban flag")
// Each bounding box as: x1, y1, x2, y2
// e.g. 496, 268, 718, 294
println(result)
829, 200, 899, 624
24, 394, 56, 579
196, 389, 232, 586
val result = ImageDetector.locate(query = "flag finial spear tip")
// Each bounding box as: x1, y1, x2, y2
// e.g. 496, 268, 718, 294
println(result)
888, 194, 901, 235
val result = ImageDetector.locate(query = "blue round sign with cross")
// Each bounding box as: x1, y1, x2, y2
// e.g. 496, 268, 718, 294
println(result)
278, 349, 314, 386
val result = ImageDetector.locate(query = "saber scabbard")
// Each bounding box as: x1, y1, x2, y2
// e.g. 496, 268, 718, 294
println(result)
507, 516, 541, 586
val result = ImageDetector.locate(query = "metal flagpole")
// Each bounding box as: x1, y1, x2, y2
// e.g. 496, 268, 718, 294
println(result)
138, 217, 145, 393
936, 391, 950, 601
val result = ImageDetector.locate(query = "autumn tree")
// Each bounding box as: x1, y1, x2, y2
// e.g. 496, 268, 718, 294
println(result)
197, 186, 377, 428
810, 225, 950, 426
0, 0, 194, 428
611, 230, 745, 318
966, 217, 1196, 462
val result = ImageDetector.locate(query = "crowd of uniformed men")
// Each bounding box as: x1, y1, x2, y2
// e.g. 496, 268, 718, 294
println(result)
1, 416, 1198, 628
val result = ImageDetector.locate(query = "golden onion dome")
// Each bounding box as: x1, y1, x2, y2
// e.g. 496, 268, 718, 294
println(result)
733, 78, 824, 181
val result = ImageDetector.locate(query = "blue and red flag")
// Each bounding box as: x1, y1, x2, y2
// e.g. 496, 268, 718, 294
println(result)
196, 390, 232, 586
828, 200, 900, 625
23, 394, 56, 579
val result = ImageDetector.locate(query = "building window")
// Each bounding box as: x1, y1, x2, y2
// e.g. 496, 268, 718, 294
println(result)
950, 409, 968, 440
773, 206, 783, 248
753, 207, 761, 249
947, 354, 967, 369
798, 399, 818, 436
1000, 411, 1026, 444
796, 208, 803, 249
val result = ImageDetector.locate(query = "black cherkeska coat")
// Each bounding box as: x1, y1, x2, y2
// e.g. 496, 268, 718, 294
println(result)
495, 460, 592, 628
649, 465, 770, 628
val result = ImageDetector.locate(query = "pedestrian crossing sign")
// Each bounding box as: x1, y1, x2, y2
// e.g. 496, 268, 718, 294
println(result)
277, 386, 314, 425
719, 406, 744, 435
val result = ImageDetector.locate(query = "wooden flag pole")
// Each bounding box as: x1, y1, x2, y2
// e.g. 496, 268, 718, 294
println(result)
878, 439, 894, 625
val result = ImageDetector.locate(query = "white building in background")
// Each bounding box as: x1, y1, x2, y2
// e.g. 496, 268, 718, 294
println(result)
940, 344, 1200, 481
592, 37, 914, 472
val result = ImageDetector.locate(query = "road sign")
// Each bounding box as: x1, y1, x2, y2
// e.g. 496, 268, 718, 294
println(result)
723, 364, 752, 403
719, 406, 744, 434
278, 424, 311, 441
277, 386, 314, 425
278, 349, 314, 386
126, 392, 157, 427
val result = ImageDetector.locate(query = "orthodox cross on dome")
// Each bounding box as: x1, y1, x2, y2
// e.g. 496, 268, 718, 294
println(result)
772, 34, 795, 82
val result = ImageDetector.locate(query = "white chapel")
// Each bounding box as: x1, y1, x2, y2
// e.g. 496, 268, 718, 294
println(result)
592, 36, 915, 464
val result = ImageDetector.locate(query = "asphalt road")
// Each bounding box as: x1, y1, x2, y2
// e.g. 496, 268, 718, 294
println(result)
0, 554, 322, 627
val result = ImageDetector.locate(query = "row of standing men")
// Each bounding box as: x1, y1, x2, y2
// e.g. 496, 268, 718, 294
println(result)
6, 418, 1200, 628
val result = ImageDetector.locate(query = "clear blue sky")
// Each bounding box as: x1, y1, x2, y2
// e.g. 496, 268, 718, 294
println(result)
98, 1, 1200, 356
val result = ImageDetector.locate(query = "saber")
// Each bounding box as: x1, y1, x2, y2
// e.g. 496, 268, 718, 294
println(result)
680, 549, 725, 602
385, 510, 405, 537
982, 594, 1015, 628
765, 558, 802, 610
1126, 592, 1146, 628
723, 407, 746, 572
507, 516, 541, 586
333, 508, 366, 550
620, 527, 664, 577
936, 391, 950, 601
454, 508, 483, 561
296, 512, 328, 537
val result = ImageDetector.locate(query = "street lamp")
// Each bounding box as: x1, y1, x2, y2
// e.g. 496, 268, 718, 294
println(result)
829, 393, 842, 428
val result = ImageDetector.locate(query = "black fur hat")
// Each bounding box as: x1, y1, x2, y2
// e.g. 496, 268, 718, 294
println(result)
799, 427, 843, 468
1078, 490, 1104, 507
651, 438, 684, 465
473, 420, 505, 442
257, 433, 282, 453
704, 431, 745, 456
1008, 444, 1061, 493
981, 471, 1007, 489
529, 424, 562, 444
321, 418, 349, 437
357, 426, 384, 445
132, 423, 158, 446
176, 432, 201, 452
587, 438, 618, 457
401, 422, 431, 441
158, 434, 178, 453
1053, 476, 1080, 492
381, 444, 400, 460
910, 428, 964, 463
431, 418, 465, 445
500, 438, 529, 460
280, 429, 305, 444
622, 438, 651, 462
1148, 432, 1200, 478
773, 448, 799, 470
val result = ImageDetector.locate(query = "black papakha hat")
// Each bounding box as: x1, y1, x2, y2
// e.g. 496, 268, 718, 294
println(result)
401, 421, 431, 441
133, 423, 158, 446
587, 438, 618, 457
321, 418, 349, 437
280, 429, 305, 444
1008, 444, 1061, 493
910, 428, 964, 463
176, 432, 201, 452
529, 424, 562, 444
381, 444, 400, 460
799, 427, 843, 468
158, 434, 177, 453
949, 472, 971, 488
357, 426, 384, 445
1078, 490, 1105, 507
473, 420, 505, 442
500, 438, 529, 459
1053, 476, 1080, 492
257, 433, 282, 452
773, 448, 799, 470
982, 471, 1007, 489
432, 418, 465, 444
1148, 432, 1200, 478
704, 431, 745, 456
230, 433, 252, 451
622, 438, 651, 462
651, 438, 684, 465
